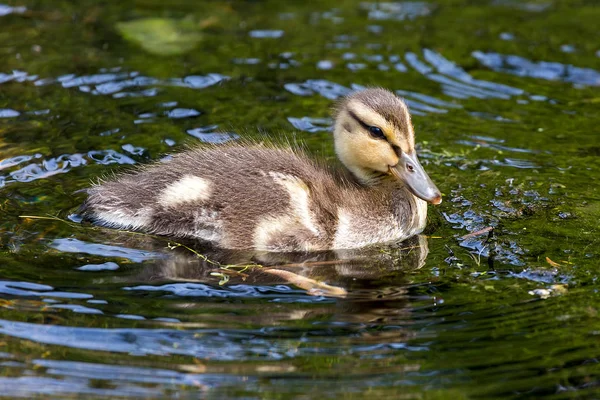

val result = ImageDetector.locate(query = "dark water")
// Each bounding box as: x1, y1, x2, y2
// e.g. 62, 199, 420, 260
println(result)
1, 0, 599, 398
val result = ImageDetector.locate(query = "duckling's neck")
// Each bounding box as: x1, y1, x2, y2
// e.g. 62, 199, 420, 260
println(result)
331, 178, 428, 249
344, 165, 389, 187
393, 184, 429, 231
342, 166, 428, 227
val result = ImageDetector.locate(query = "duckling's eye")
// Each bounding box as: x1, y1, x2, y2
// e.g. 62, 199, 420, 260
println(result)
368, 126, 385, 140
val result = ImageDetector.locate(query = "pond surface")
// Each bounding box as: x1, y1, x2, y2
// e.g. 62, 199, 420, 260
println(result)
1, 0, 599, 398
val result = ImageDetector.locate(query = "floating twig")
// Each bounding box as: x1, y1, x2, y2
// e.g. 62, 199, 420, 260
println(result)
545, 257, 562, 268
460, 227, 493, 240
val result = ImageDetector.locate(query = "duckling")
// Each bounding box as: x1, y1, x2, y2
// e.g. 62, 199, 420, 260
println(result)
82, 88, 441, 252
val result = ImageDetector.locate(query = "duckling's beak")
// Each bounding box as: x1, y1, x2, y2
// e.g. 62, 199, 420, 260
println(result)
389, 152, 442, 205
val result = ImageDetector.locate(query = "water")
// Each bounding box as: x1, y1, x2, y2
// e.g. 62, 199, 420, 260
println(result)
0, 0, 599, 398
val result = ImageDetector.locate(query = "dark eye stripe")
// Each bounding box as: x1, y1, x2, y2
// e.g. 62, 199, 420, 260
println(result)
347, 110, 388, 141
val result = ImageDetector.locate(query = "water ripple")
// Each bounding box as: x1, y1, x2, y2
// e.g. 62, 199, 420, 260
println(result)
473, 51, 600, 87
37, 358, 244, 387
17, 70, 230, 97
492, 0, 551, 12
48, 304, 103, 314
360, 2, 433, 21
76, 262, 120, 272
0, 109, 20, 118
288, 117, 333, 132
424, 49, 524, 95
124, 282, 331, 302
0, 150, 135, 188
186, 125, 240, 143
0, 358, 251, 398
249, 30, 284, 38
0, 281, 93, 299
0, 70, 36, 84
50, 238, 164, 262
284, 79, 352, 100
0, 376, 161, 398
490, 157, 539, 169
0, 4, 26, 16
457, 135, 537, 154
0, 319, 288, 359
285, 50, 526, 114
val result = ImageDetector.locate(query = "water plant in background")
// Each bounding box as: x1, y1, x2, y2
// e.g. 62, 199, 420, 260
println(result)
116, 17, 207, 56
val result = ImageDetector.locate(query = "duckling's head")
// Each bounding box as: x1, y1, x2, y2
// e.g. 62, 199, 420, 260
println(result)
333, 88, 442, 204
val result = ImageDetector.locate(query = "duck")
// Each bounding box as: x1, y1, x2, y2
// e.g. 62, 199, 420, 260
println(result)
81, 88, 442, 252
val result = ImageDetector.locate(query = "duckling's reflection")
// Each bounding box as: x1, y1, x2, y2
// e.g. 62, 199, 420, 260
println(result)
81, 231, 430, 325
126, 234, 429, 326
133, 234, 427, 295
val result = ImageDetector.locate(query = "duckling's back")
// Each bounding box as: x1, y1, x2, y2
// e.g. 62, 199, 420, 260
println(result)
82, 144, 347, 251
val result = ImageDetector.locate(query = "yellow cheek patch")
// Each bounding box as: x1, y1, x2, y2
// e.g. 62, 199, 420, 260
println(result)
352, 138, 399, 171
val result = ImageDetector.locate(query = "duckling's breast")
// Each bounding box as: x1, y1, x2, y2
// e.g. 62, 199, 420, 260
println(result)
331, 186, 427, 249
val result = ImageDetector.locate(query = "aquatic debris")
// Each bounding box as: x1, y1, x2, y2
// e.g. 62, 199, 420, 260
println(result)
209, 272, 230, 286
165, 242, 259, 275
545, 257, 562, 268
261, 268, 347, 298
460, 227, 493, 240
528, 284, 568, 299
20, 214, 80, 229
116, 18, 202, 56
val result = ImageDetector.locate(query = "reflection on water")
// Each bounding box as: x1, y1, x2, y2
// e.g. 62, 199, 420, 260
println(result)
0, 281, 93, 299
41, 71, 229, 97
285, 49, 525, 117
50, 238, 164, 262
473, 51, 600, 86
128, 234, 429, 298
0, 150, 135, 188
360, 2, 433, 21
0, 361, 242, 398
